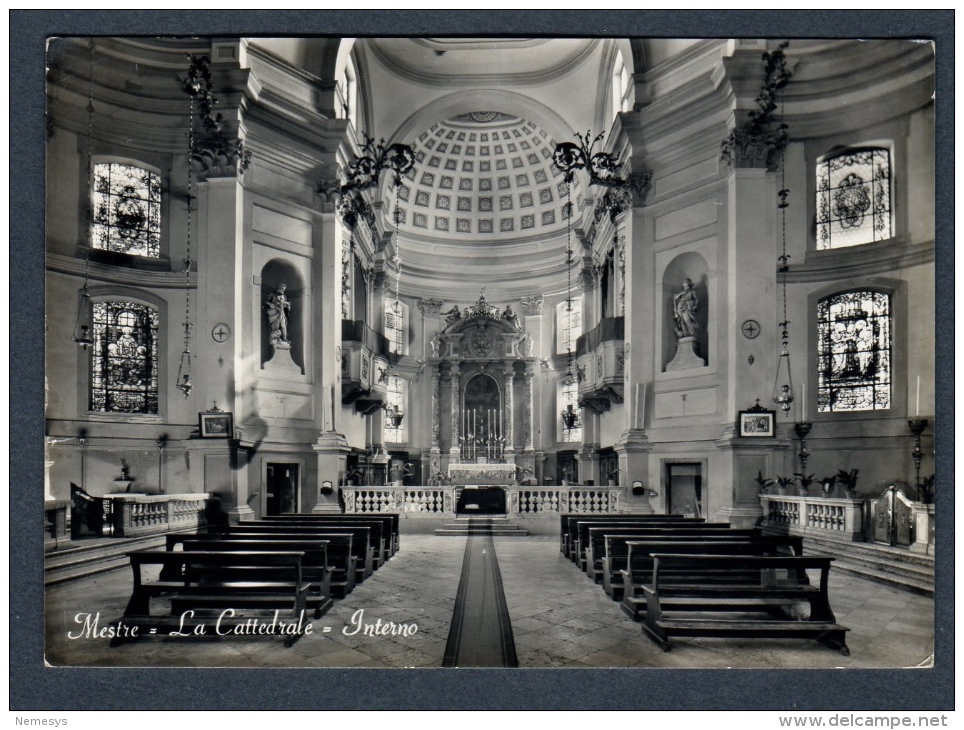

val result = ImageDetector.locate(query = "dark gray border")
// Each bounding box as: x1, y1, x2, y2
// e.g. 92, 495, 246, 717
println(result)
12, 10, 954, 711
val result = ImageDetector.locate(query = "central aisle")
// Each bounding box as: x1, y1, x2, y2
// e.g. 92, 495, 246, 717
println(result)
44, 531, 934, 669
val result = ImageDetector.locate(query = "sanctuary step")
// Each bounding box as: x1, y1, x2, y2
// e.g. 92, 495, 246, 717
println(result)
771, 532, 935, 595
435, 517, 528, 537
44, 532, 184, 586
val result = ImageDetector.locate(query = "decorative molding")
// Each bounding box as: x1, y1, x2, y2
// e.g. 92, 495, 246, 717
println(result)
182, 54, 252, 180
418, 298, 445, 315
520, 294, 544, 317
720, 42, 792, 171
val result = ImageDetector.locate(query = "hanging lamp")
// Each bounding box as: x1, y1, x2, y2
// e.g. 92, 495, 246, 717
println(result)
771, 92, 794, 414
72, 39, 96, 350
559, 175, 581, 432
175, 92, 195, 397
384, 158, 407, 427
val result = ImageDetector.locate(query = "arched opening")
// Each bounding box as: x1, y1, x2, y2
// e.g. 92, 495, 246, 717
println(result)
260, 259, 305, 373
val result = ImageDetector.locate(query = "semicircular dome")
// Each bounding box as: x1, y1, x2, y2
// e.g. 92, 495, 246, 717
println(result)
392, 113, 575, 241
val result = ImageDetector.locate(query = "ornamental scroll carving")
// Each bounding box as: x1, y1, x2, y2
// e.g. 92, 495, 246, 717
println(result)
520, 295, 544, 317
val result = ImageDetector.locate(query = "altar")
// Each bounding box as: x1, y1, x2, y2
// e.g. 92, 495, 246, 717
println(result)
447, 462, 516, 486
456, 485, 507, 515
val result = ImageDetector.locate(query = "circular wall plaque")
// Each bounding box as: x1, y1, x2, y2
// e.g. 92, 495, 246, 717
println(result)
741, 320, 761, 339
211, 323, 231, 343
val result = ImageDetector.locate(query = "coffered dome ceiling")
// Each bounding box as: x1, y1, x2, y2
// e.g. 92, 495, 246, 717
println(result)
394, 113, 574, 241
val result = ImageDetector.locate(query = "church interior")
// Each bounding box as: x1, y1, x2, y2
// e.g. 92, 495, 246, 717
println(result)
41, 35, 938, 676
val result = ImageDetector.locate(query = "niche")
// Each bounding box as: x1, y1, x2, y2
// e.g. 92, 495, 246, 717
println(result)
260, 259, 305, 373
661, 252, 709, 372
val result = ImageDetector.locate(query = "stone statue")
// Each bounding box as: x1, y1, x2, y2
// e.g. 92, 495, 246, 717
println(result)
673, 278, 699, 340
266, 283, 291, 344
430, 333, 440, 357
502, 305, 520, 329
443, 305, 461, 329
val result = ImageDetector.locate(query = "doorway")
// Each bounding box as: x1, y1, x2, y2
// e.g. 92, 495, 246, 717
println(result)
667, 462, 703, 518
266, 463, 299, 516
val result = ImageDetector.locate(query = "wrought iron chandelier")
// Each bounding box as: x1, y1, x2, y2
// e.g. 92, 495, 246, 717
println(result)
175, 88, 195, 398
560, 176, 581, 433
771, 92, 794, 414
72, 40, 96, 350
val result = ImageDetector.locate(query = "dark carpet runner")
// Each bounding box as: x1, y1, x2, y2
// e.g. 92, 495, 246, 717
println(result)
442, 520, 518, 667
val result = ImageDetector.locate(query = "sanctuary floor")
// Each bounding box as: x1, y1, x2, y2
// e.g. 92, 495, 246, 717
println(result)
45, 531, 935, 669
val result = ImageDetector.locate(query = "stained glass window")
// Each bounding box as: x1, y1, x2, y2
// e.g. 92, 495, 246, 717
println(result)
384, 300, 408, 356
90, 301, 159, 414
559, 377, 583, 443
383, 376, 406, 443
817, 291, 891, 412
556, 296, 583, 355
92, 163, 162, 257
815, 148, 892, 249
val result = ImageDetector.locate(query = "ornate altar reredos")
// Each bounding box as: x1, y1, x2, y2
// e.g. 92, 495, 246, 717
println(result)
427, 291, 537, 482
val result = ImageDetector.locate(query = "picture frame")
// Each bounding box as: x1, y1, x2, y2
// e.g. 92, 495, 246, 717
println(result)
737, 406, 775, 438
198, 411, 234, 438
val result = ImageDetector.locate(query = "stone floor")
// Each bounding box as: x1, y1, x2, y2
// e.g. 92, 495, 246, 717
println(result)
45, 532, 935, 669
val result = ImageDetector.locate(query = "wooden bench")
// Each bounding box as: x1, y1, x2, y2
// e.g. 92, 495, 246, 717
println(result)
600, 530, 798, 599
110, 550, 312, 648
166, 528, 358, 598
587, 527, 770, 590
278, 513, 401, 557
233, 523, 372, 585
571, 519, 723, 569
618, 536, 805, 619
172, 538, 334, 619
581, 522, 735, 578
272, 514, 399, 562
258, 518, 389, 569
560, 514, 684, 557
640, 553, 850, 655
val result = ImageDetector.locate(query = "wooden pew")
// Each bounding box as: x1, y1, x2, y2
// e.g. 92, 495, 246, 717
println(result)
585, 526, 765, 587
110, 550, 312, 648
618, 536, 805, 620
257, 517, 390, 569
571, 519, 724, 569
640, 553, 850, 655
565, 516, 700, 563
559, 514, 683, 557
173, 538, 334, 619
234, 523, 373, 584
581, 522, 735, 578
166, 531, 358, 598
274, 513, 400, 560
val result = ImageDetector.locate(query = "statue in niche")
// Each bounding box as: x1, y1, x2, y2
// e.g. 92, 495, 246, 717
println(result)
430, 333, 440, 357
673, 278, 699, 340
442, 305, 461, 329
266, 283, 292, 346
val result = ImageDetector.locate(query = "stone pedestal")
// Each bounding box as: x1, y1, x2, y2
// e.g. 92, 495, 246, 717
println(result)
311, 431, 349, 513
665, 336, 705, 371
186, 438, 255, 523
616, 428, 653, 513
264, 342, 301, 376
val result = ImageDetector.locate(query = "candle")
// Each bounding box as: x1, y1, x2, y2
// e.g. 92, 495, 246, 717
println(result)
802, 383, 806, 418
916, 375, 920, 417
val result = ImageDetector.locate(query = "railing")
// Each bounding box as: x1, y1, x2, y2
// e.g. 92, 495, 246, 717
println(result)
111, 493, 210, 537
70, 485, 209, 538
342, 486, 621, 515
759, 495, 864, 541
342, 319, 390, 357
576, 316, 624, 357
